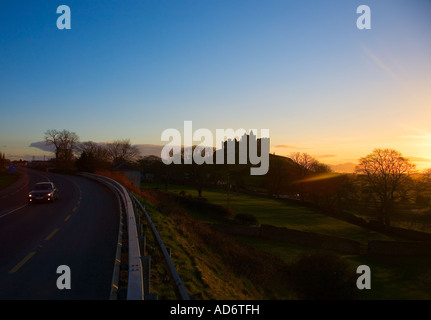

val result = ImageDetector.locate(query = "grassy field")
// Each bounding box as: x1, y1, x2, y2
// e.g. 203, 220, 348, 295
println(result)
139, 181, 431, 300
238, 236, 431, 299
143, 182, 396, 244
352, 205, 431, 234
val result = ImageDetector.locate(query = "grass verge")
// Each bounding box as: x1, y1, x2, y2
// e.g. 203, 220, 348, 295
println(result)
0, 169, 19, 190
135, 192, 294, 299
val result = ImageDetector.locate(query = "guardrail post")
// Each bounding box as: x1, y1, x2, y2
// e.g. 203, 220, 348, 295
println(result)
131, 194, 190, 300
139, 234, 146, 256
141, 255, 151, 294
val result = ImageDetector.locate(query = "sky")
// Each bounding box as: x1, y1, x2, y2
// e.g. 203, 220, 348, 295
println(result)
1, 0, 431, 172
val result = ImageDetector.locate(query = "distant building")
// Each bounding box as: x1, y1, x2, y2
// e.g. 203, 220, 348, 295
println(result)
219, 131, 270, 164
11, 159, 28, 167
27, 160, 54, 172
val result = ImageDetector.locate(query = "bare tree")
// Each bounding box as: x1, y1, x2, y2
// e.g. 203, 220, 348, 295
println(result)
356, 148, 416, 226
78, 141, 110, 160
290, 152, 331, 177
289, 152, 332, 202
106, 139, 140, 165
290, 152, 316, 173
44, 129, 79, 168
76, 141, 111, 172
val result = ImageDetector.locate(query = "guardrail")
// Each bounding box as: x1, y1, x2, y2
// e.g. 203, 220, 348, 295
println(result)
79, 173, 144, 300
130, 194, 190, 300
80, 172, 190, 300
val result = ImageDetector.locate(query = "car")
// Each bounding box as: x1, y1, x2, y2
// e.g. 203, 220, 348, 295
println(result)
28, 182, 59, 204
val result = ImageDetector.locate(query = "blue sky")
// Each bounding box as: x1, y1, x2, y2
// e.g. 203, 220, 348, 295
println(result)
1, 0, 431, 170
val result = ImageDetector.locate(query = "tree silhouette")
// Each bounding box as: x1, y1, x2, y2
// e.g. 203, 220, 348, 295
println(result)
356, 148, 416, 226
44, 129, 79, 169
106, 139, 140, 165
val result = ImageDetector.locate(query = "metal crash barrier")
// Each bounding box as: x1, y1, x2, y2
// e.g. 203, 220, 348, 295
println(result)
80, 172, 189, 300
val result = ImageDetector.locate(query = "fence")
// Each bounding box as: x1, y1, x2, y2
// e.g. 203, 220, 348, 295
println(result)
211, 223, 362, 254
131, 194, 190, 300
213, 223, 431, 256
368, 240, 431, 256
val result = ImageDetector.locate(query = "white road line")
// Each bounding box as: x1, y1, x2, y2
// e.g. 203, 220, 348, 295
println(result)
0, 204, 28, 219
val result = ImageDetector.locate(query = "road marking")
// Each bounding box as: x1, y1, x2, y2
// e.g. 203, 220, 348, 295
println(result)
9, 252, 36, 274
64, 215, 72, 222
45, 228, 59, 241
72, 206, 78, 212
0, 204, 28, 219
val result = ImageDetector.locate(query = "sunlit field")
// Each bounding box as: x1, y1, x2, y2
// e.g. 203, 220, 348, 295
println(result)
142, 182, 396, 244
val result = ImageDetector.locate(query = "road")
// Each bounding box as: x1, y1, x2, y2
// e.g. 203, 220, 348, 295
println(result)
0, 168, 120, 299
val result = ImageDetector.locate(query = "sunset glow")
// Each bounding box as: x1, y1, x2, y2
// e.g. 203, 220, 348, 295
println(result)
0, 0, 430, 173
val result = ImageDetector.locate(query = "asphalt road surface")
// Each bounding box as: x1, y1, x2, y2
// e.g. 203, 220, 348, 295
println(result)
0, 168, 120, 300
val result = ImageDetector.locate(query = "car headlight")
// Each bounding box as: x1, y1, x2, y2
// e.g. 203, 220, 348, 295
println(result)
28, 194, 32, 197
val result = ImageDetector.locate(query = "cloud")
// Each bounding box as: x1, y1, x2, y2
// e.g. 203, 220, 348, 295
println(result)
407, 156, 431, 162
29, 141, 56, 153
315, 154, 336, 159
135, 144, 164, 157
30, 141, 166, 157
400, 134, 431, 140
329, 162, 358, 173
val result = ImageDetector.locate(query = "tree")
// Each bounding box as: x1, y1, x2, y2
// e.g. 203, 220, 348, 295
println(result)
106, 139, 140, 165
44, 129, 79, 168
356, 148, 416, 226
290, 152, 318, 178
75, 141, 111, 172
290, 152, 331, 176
290, 152, 332, 201
0, 151, 6, 169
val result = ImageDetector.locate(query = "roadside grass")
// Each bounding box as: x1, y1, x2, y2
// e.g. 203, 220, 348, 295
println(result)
0, 169, 19, 190
135, 193, 294, 300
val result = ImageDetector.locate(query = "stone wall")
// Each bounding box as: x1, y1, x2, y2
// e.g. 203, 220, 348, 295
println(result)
368, 240, 431, 256
212, 223, 362, 254
212, 223, 431, 256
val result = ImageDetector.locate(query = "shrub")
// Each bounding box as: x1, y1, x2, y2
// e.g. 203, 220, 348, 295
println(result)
177, 195, 232, 219
234, 213, 259, 226
287, 252, 357, 300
